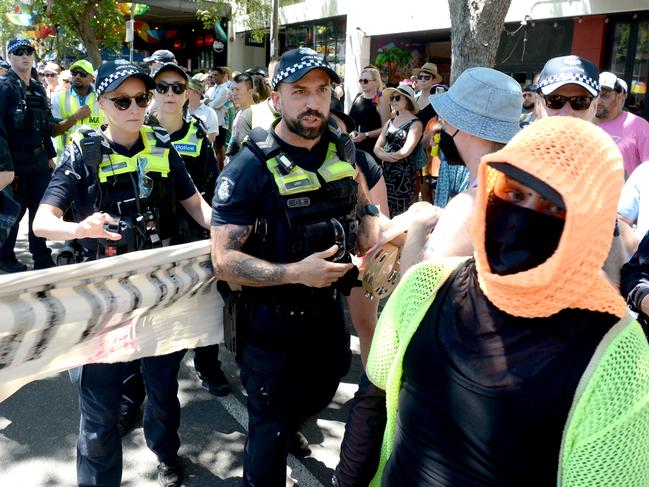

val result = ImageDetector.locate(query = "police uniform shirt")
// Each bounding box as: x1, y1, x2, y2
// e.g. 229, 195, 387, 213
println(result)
355, 149, 382, 191
212, 130, 330, 227
0, 70, 57, 170
41, 131, 198, 233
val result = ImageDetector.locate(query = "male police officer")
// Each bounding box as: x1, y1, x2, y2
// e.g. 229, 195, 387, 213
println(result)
0, 38, 57, 272
51, 59, 103, 159
33, 60, 212, 487
211, 48, 379, 486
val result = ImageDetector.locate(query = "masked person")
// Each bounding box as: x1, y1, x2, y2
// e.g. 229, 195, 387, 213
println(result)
366, 116, 649, 486
211, 48, 379, 486
117, 62, 227, 436
33, 60, 213, 487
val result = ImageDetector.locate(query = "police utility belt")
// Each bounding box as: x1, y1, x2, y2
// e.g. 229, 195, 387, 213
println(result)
73, 126, 171, 258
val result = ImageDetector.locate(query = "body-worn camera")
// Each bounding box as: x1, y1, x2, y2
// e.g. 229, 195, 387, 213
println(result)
98, 209, 161, 257
13, 101, 26, 130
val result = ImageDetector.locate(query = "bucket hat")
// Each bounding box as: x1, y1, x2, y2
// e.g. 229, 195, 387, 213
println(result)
383, 84, 419, 114
430, 67, 521, 144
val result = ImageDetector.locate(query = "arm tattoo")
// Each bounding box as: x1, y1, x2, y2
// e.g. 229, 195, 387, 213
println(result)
212, 223, 288, 286
233, 258, 286, 283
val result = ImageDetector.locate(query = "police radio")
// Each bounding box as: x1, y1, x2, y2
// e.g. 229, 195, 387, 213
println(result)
78, 135, 103, 174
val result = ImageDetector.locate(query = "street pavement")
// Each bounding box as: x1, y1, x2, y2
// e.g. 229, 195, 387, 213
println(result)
0, 217, 364, 486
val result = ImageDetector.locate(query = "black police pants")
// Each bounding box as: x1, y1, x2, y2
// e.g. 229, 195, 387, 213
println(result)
0, 164, 52, 265
238, 298, 351, 487
70, 351, 184, 487
120, 345, 223, 414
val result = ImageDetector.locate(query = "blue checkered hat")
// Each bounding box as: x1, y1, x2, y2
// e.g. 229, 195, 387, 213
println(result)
271, 48, 340, 90
537, 55, 600, 97
6, 38, 33, 54
95, 59, 155, 96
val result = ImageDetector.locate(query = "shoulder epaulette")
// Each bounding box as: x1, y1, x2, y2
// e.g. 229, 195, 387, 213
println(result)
150, 125, 171, 145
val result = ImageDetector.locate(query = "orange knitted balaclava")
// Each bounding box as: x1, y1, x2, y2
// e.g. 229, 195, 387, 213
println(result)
472, 116, 627, 319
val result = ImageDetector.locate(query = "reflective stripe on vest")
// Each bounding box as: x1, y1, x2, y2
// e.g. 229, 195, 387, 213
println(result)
251, 101, 277, 130
266, 143, 356, 196
55, 90, 104, 156
94, 127, 170, 183
171, 121, 203, 157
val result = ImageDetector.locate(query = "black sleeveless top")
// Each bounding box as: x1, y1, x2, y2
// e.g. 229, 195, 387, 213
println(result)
382, 259, 616, 486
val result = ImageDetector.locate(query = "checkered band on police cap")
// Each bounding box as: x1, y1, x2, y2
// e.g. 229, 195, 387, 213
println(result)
537, 55, 600, 96
271, 48, 340, 90
95, 59, 154, 96
6, 38, 33, 54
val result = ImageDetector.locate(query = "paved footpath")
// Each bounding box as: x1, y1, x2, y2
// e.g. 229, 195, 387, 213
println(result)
0, 217, 363, 486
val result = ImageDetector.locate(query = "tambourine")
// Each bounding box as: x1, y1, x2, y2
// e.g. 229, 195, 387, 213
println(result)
360, 242, 401, 299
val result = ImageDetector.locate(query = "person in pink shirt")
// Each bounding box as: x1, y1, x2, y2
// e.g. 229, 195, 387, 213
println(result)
595, 71, 649, 176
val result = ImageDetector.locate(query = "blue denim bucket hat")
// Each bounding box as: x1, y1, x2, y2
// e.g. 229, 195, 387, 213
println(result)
429, 67, 522, 144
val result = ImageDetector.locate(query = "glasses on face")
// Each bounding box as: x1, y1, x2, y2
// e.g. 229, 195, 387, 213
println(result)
155, 81, 187, 95
359, 78, 373, 84
106, 91, 153, 110
44, 72, 58, 78
417, 74, 433, 81
390, 94, 402, 102
543, 94, 593, 111
71, 70, 88, 78
13, 48, 34, 57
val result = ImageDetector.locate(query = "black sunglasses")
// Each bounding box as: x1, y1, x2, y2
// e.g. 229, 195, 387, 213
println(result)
44, 72, 58, 78
13, 48, 34, 57
390, 94, 401, 102
417, 74, 433, 80
543, 94, 593, 111
155, 81, 187, 95
107, 92, 153, 110
71, 70, 88, 78
359, 78, 373, 84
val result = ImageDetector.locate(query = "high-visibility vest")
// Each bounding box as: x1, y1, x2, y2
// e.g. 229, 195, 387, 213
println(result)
54, 89, 104, 157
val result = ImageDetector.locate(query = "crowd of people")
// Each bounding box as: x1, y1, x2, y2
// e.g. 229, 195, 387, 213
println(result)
1, 36, 649, 487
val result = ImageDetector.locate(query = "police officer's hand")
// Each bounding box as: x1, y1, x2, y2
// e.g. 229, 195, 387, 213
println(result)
74, 105, 91, 122
74, 212, 121, 241
294, 245, 353, 288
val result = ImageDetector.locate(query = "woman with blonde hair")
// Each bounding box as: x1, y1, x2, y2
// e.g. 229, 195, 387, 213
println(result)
349, 67, 386, 154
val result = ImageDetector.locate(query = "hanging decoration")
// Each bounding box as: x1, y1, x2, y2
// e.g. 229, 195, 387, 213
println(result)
117, 2, 150, 16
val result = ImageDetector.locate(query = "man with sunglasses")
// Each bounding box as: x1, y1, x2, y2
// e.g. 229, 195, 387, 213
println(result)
535, 55, 600, 122
33, 59, 213, 487
51, 59, 104, 160
0, 38, 58, 273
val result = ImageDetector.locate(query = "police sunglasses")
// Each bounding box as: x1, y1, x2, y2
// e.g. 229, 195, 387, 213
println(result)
13, 47, 34, 57
155, 81, 187, 95
71, 70, 89, 78
543, 94, 594, 111
107, 92, 153, 110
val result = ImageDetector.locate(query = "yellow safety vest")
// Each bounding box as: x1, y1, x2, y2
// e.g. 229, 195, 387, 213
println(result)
171, 120, 204, 158
266, 142, 356, 196
54, 89, 104, 157
72, 126, 170, 184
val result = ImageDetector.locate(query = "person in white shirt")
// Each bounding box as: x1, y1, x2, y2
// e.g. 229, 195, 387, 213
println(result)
186, 78, 218, 145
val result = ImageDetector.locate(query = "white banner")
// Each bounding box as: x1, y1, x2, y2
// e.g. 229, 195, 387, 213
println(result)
0, 240, 223, 403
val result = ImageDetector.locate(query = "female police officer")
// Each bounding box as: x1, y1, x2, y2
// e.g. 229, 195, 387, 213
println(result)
33, 60, 212, 487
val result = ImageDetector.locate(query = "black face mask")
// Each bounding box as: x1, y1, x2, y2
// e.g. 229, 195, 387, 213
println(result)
485, 195, 564, 276
438, 128, 464, 166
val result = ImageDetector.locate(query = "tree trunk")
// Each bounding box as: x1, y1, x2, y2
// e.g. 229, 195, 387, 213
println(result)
448, 0, 512, 83
77, 1, 102, 67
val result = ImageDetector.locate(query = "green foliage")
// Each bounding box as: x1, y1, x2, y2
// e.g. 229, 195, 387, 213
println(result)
195, 0, 270, 42
49, 0, 123, 51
